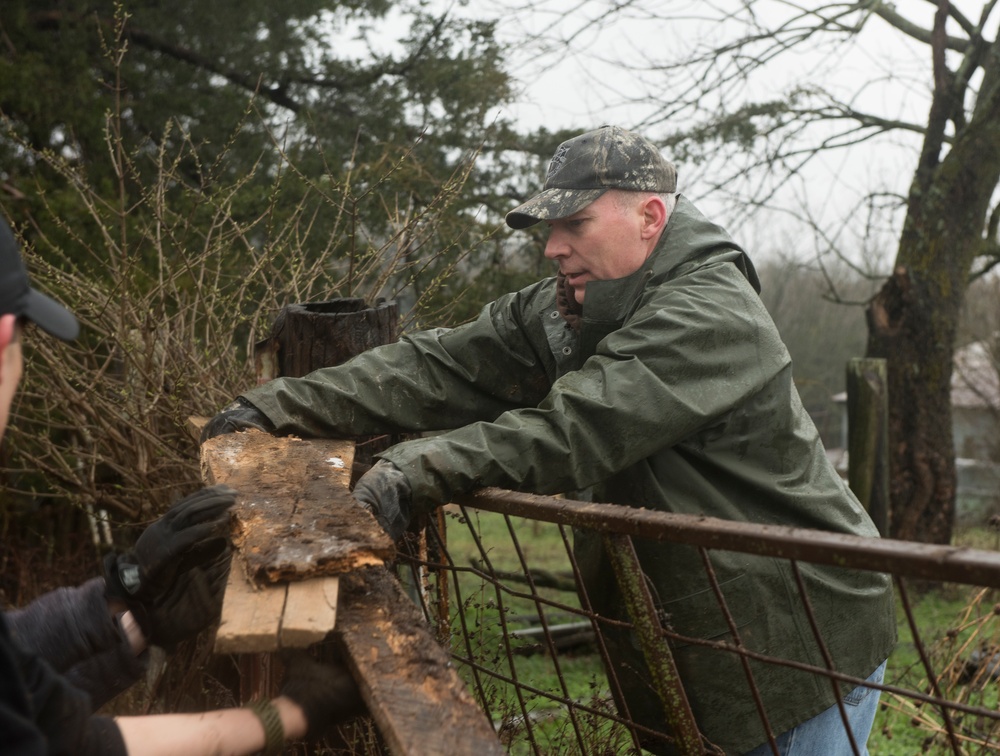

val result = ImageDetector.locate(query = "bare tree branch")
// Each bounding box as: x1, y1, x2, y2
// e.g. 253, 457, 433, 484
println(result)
874, 1, 970, 51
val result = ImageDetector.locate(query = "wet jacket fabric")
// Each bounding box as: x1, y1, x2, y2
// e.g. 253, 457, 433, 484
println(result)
244, 196, 897, 753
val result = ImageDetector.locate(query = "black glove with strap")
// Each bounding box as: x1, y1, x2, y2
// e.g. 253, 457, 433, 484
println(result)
200, 397, 275, 443
351, 459, 413, 541
140, 546, 233, 652
280, 650, 365, 739
104, 485, 236, 650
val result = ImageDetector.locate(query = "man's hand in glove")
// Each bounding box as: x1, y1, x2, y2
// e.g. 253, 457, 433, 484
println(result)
351, 459, 412, 541
104, 485, 237, 651
280, 650, 365, 739
200, 396, 275, 443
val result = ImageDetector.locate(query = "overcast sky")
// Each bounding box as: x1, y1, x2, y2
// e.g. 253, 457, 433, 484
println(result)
354, 1, 992, 266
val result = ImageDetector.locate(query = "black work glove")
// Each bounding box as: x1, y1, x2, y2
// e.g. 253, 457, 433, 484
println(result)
200, 397, 275, 443
141, 546, 233, 652
280, 650, 365, 739
104, 485, 236, 650
351, 459, 412, 541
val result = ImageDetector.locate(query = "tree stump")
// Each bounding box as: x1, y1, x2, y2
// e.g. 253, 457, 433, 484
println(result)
254, 297, 400, 472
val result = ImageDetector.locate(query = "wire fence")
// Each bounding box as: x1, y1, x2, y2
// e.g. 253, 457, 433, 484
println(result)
391, 489, 1000, 755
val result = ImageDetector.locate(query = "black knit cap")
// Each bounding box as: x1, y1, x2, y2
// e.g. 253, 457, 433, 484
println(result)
0, 217, 79, 341
506, 125, 677, 229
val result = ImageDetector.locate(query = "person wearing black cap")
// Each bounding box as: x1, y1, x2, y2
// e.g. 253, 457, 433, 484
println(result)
0, 217, 361, 755
203, 126, 896, 754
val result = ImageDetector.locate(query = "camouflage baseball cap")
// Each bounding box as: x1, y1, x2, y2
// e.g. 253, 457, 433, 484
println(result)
505, 125, 677, 229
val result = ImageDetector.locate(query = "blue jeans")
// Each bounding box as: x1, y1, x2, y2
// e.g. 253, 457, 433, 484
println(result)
742, 660, 887, 756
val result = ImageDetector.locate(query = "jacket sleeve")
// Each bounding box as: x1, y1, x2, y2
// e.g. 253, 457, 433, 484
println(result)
0, 612, 127, 756
380, 262, 791, 505
243, 284, 556, 438
6, 578, 147, 709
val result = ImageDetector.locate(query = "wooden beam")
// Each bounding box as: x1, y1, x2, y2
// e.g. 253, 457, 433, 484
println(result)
201, 428, 503, 752
337, 568, 505, 756
215, 563, 286, 653
202, 431, 389, 653
280, 577, 339, 647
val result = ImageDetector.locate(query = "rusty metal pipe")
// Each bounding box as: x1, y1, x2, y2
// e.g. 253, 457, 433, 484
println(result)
454, 488, 1000, 587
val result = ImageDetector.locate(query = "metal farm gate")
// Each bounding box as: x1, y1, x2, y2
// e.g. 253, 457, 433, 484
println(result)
388, 488, 1000, 755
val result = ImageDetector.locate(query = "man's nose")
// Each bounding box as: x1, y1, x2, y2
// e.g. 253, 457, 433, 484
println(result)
544, 230, 569, 259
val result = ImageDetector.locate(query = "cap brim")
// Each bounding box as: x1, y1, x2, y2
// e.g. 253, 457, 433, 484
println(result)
505, 188, 606, 230
24, 289, 79, 341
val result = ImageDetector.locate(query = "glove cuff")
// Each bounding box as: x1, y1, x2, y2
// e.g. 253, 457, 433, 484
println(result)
245, 698, 285, 755
103, 552, 131, 601
103, 552, 152, 636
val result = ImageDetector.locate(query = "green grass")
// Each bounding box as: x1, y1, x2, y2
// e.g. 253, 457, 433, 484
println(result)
869, 526, 1000, 755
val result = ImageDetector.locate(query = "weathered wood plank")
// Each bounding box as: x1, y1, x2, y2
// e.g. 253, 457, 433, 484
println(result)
200, 430, 393, 584
846, 358, 889, 537
337, 568, 505, 756
280, 577, 340, 647
215, 562, 286, 653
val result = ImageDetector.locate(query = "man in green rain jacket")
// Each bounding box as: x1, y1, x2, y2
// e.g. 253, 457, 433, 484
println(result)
203, 126, 896, 754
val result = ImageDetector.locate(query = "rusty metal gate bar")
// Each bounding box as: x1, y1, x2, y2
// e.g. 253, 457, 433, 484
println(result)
450, 505, 544, 753
502, 513, 589, 753
787, 559, 863, 756
391, 488, 1000, 753
408, 517, 658, 750
895, 577, 962, 751
555, 521, 648, 751
696, 546, 779, 753
454, 488, 1000, 587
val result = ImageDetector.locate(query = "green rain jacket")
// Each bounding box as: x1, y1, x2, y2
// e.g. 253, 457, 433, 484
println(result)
244, 196, 897, 754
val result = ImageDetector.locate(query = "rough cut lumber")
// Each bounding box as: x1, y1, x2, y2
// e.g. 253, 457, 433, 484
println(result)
337, 568, 506, 756
215, 567, 286, 653
201, 427, 503, 752
280, 577, 339, 647
201, 429, 393, 584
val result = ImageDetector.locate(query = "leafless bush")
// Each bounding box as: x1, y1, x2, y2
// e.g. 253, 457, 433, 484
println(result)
1, 111, 491, 551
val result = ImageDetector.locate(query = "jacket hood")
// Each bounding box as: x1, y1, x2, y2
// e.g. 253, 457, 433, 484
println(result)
650, 195, 761, 293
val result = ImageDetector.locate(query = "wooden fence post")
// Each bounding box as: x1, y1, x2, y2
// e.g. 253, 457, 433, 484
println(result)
254, 297, 400, 472
846, 358, 889, 536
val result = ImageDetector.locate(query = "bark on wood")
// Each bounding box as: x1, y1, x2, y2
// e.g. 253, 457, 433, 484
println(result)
200, 430, 393, 584
337, 568, 505, 756
255, 298, 399, 382
867, 266, 957, 543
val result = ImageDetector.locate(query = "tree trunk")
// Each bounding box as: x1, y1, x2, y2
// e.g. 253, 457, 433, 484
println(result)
866, 266, 959, 543
866, 26, 1000, 543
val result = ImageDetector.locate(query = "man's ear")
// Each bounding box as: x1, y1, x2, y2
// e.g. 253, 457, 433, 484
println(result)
0, 314, 17, 382
639, 195, 668, 240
